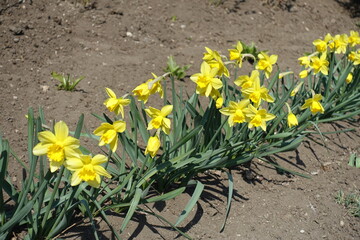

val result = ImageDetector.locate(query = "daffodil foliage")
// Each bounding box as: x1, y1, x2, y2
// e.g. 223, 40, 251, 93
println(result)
2, 31, 360, 240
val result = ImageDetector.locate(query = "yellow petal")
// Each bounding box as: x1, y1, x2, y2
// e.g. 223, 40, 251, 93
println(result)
109, 136, 118, 152
94, 165, 112, 178
87, 175, 101, 188
93, 123, 113, 135
33, 143, 50, 156
65, 158, 84, 171
49, 160, 63, 173
71, 171, 82, 186
38, 131, 56, 144
92, 154, 108, 165
161, 105, 173, 116
113, 120, 126, 133
54, 121, 69, 141
105, 87, 117, 98
63, 136, 80, 148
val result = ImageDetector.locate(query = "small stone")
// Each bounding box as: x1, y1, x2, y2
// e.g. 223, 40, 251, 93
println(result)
13, 95, 18, 99
300, 229, 305, 234
340, 220, 345, 227
180, 24, 186, 29
126, 31, 133, 37
40, 85, 49, 92
12, 176, 17, 182
13, 38, 20, 43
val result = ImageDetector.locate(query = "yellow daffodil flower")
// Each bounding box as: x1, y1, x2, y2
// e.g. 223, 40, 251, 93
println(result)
93, 120, 126, 152
243, 104, 276, 131
256, 52, 278, 78
234, 70, 260, 89
310, 52, 329, 75
104, 88, 130, 118
216, 97, 224, 109
228, 41, 244, 67
285, 103, 298, 128
348, 50, 360, 65
348, 31, 360, 47
203, 47, 230, 77
65, 154, 111, 188
313, 39, 328, 53
299, 69, 309, 79
190, 61, 223, 97
33, 121, 80, 172
133, 73, 164, 103
241, 77, 274, 107
346, 72, 353, 84
301, 93, 325, 114
298, 55, 311, 68
145, 135, 161, 158
328, 34, 348, 54
145, 105, 173, 135
219, 99, 250, 127
290, 81, 303, 96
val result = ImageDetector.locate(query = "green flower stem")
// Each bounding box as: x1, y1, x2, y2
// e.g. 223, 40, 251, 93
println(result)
41, 166, 65, 229
48, 185, 78, 237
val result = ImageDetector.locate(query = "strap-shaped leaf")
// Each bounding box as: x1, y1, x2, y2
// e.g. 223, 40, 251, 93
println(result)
175, 181, 204, 226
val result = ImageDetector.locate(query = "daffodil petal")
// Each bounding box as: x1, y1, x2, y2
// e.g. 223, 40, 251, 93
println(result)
54, 121, 69, 141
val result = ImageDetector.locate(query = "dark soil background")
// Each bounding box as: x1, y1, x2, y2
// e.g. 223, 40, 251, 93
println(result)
0, 0, 359, 239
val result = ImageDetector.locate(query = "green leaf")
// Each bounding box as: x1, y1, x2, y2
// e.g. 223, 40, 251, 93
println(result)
175, 181, 204, 226
120, 188, 142, 232
220, 170, 233, 232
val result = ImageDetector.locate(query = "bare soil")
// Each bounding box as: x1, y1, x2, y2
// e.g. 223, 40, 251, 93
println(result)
0, 0, 359, 239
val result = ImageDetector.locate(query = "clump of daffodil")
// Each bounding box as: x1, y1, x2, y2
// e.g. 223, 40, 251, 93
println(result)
145, 105, 173, 135
33, 121, 80, 172
310, 52, 329, 75
348, 50, 360, 65
241, 77, 274, 107
219, 99, 250, 127
203, 47, 230, 77
328, 34, 348, 54
65, 154, 111, 188
228, 41, 244, 67
301, 91, 325, 115
243, 104, 276, 131
234, 70, 259, 89
190, 61, 223, 97
133, 73, 165, 103
145, 135, 161, 158
348, 30, 360, 47
285, 103, 298, 128
256, 52, 278, 78
104, 88, 130, 118
93, 120, 126, 152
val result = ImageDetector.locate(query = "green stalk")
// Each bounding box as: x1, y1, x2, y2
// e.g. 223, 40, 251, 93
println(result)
41, 166, 65, 229
48, 185, 78, 237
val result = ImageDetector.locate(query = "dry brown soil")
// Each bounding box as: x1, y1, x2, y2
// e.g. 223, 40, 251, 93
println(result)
0, 0, 360, 239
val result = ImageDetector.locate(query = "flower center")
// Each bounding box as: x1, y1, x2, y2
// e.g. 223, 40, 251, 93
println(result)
151, 116, 163, 129
249, 91, 261, 104
197, 75, 210, 88
47, 144, 65, 162
101, 130, 117, 144
251, 115, 262, 127
78, 164, 96, 181
233, 109, 245, 123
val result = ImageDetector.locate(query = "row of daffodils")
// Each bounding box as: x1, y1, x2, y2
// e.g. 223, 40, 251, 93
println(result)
32, 31, 360, 189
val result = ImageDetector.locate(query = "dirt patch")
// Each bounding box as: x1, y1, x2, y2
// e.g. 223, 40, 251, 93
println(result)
0, 0, 359, 239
